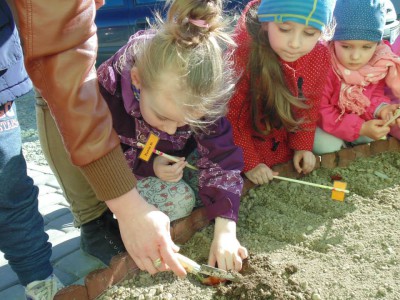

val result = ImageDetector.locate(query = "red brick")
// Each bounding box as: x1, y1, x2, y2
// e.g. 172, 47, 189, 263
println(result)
170, 207, 210, 244
110, 253, 130, 285
388, 136, 400, 151
351, 143, 371, 158
109, 252, 139, 277
85, 268, 113, 300
370, 139, 389, 154
313, 154, 321, 170
123, 254, 140, 275
242, 178, 256, 195
54, 285, 89, 300
320, 152, 337, 168
337, 148, 356, 168
272, 161, 300, 178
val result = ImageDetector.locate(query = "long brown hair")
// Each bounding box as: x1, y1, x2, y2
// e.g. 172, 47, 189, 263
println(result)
245, 4, 307, 135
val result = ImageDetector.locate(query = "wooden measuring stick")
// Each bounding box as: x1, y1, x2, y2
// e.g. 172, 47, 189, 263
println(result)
137, 142, 198, 170
273, 175, 349, 193
383, 108, 400, 127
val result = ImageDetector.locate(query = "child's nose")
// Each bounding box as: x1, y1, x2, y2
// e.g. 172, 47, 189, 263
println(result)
288, 34, 301, 49
351, 50, 361, 60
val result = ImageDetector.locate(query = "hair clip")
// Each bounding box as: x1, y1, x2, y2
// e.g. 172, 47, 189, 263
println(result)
188, 18, 209, 28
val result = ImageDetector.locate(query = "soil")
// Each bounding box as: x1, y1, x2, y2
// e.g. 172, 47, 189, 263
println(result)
99, 151, 400, 300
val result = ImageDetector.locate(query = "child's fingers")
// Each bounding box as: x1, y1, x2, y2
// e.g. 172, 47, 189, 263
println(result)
293, 160, 302, 173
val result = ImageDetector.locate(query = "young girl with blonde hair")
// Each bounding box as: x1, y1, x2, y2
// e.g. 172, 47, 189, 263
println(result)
97, 0, 247, 275
227, 0, 335, 185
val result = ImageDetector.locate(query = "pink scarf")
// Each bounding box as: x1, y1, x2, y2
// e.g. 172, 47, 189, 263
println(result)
330, 43, 400, 119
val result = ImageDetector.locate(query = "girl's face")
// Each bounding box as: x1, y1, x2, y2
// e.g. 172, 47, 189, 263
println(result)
334, 40, 378, 71
131, 68, 188, 135
262, 21, 321, 62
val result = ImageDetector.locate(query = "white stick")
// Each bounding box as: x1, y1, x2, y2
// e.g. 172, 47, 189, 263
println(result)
273, 176, 349, 193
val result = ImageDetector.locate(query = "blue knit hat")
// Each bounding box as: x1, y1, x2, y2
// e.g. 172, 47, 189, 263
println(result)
257, 0, 336, 31
333, 0, 385, 41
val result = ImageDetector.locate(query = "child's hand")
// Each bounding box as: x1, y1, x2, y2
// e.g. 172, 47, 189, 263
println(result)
154, 156, 187, 182
208, 217, 248, 272
293, 150, 316, 174
377, 104, 400, 126
360, 119, 390, 140
245, 163, 278, 185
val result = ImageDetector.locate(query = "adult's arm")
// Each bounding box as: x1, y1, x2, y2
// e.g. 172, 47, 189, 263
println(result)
12, 0, 136, 200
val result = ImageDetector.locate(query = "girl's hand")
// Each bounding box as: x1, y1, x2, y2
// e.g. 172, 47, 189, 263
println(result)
360, 119, 390, 140
245, 163, 278, 185
153, 156, 187, 182
208, 218, 248, 272
293, 150, 316, 174
377, 104, 400, 126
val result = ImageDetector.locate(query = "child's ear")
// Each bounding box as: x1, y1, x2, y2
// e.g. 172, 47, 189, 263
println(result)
130, 67, 141, 89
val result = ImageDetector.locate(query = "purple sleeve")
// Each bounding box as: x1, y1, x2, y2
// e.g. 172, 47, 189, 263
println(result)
195, 117, 244, 222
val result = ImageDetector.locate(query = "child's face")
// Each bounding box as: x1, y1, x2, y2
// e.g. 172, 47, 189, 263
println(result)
333, 40, 378, 71
262, 21, 321, 62
134, 71, 188, 135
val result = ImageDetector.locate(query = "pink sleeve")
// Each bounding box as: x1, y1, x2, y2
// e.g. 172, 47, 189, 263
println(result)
364, 81, 391, 119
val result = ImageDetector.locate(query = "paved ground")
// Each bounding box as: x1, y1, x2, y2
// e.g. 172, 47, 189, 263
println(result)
0, 163, 105, 300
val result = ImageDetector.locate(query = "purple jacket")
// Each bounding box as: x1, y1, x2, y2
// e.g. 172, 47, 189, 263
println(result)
97, 31, 244, 222
0, 2, 32, 104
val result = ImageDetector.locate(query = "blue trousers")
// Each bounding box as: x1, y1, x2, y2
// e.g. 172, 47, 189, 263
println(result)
0, 100, 52, 286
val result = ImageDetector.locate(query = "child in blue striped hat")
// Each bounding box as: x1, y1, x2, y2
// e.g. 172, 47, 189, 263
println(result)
227, 0, 335, 185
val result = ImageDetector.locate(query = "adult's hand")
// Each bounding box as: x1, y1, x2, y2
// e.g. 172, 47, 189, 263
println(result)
106, 188, 187, 277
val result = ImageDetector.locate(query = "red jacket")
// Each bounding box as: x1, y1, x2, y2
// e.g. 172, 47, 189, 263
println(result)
227, 0, 331, 172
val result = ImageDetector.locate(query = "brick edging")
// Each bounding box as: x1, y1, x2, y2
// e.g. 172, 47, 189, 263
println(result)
243, 137, 400, 193
54, 137, 400, 299
54, 253, 139, 300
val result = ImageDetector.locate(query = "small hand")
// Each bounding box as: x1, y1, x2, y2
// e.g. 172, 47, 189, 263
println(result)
360, 119, 391, 140
293, 150, 316, 174
154, 156, 187, 182
245, 163, 278, 185
208, 218, 248, 272
377, 104, 400, 126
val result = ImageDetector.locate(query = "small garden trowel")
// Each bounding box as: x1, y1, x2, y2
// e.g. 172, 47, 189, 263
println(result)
176, 253, 240, 282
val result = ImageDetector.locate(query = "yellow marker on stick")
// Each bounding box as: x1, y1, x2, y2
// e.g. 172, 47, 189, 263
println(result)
273, 176, 349, 201
139, 133, 160, 161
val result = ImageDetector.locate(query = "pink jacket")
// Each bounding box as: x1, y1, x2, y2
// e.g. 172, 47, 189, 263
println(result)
318, 67, 390, 142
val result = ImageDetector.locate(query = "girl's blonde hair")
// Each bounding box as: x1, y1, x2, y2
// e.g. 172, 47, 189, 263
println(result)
121, 0, 236, 131
245, 4, 332, 135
